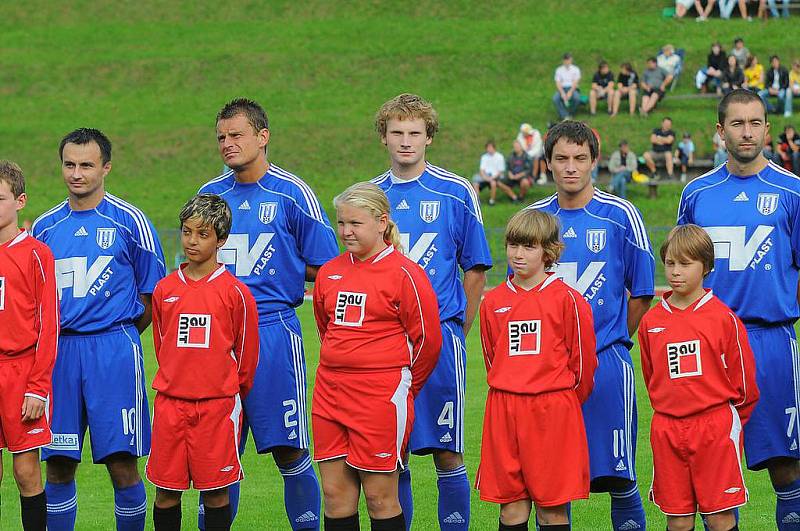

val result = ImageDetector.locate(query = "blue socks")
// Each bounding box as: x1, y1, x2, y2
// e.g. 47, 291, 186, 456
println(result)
437, 465, 470, 530
278, 452, 321, 530
113, 481, 147, 531
776, 478, 800, 530
609, 481, 646, 531
45, 480, 78, 531
398, 465, 413, 531
199, 482, 240, 530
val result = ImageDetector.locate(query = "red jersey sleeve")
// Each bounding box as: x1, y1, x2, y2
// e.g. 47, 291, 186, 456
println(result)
232, 283, 259, 398
26, 245, 59, 401
151, 282, 164, 359
564, 289, 597, 403
724, 311, 759, 425
479, 298, 495, 372
313, 274, 329, 342
398, 264, 442, 397
637, 314, 654, 391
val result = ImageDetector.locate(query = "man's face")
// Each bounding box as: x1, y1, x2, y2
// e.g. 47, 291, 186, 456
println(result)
382, 118, 431, 168
0, 180, 25, 233
216, 114, 269, 170
600, 64, 609, 75
620, 143, 629, 154
513, 141, 523, 154
718, 100, 769, 164
662, 119, 672, 131
61, 141, 110, 200
563, 56, 572, 66
735, 40, 744, 50
486, 144, 496, 155
547, 138, 594, 196
771, 57, 781, 69
647, 60, 656, 70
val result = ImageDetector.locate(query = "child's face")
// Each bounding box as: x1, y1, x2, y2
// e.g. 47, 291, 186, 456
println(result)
506, 242, 546, 280
337, 203, 387, 260
181, 218, 222, 267
0, 180, 25, 233
665, 251, 705, 297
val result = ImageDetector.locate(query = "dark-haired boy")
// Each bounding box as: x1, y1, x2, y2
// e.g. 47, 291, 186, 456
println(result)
32, 128, 166, 531
148, 194, 258, 531
0, 161, 59, 531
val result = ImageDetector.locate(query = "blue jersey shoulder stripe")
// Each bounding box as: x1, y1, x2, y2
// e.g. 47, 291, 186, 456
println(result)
426, 163, 484, 224
677, 166, 730, 223
269, 164, 325, 222
31, 200, 69, 235
524, 193, 558, 211
371, 171, 391, 185
766, 160, 800, 183
105, 194, 156, 253
199, 171, 236, 195
593, 190, 651, 252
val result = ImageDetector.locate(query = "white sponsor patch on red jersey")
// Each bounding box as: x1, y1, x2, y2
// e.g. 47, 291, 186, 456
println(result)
334, 291, 366, 327
177, 313, 211, 348
667, 340, 702, 378
508, 320, 541, 356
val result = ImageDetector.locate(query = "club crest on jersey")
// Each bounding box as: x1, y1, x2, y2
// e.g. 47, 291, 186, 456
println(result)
419, 201, 440, 223
96, 228, 116, 249
756, 193, 779, 216
258, 202, 278, 224
0, 276, 5, 310
508, 320, 541, 356
334, 291, 366, 327
177, 314, 211, 348
667, 340, 702, 379
586, 229, 606, 253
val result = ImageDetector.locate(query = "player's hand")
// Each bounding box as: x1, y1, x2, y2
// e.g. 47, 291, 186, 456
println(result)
21, 396, 45, 421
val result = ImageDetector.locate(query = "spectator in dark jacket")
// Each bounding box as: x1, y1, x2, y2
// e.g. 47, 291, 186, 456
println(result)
696, 42, 726, 93
759, 55, 792, 117
721, 54, 745, 95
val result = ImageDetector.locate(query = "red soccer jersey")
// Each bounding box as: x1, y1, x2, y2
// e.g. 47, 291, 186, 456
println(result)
479, 274, 597, 401
152, 264, 259, 400
0, 230, 59, 401
638, 289, 759, 423
313, 245, 442, 397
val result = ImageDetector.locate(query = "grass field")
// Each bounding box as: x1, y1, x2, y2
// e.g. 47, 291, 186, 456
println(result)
2, 0, 799, 528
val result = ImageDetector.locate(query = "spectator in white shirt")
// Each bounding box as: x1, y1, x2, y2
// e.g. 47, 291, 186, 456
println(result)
472, 140, 515, 205
552, 53, 582, 120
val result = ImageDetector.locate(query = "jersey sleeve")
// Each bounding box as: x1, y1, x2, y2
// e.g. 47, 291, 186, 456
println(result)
455, 189, 493, 273
312, 274, 330, 341
622, 207, 656, 298
129, 217, 167, 294
637, 314, 654, 391
790, 193, 800, 268
478, 298, 495, 372
232, 284, 260, 398
564, 290, 597, 403
398, 264, 442, 397
286, 191, 339, 267
676, 185, 695, 225
26, 246, 60, 401
724, 311, 760, 425
151, 282, 164, 361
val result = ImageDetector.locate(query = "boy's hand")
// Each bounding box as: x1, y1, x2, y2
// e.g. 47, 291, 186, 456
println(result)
21, 396, 45, 421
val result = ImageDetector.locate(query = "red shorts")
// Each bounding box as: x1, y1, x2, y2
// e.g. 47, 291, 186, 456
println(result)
312, 366, 412, 472
0, 355, 52, 453
650, 403, 747, 515
476, 388, 590, 506
146, 393, 243, 491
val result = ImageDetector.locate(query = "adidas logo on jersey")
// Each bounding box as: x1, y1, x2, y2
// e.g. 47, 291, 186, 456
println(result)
615, 460, 627, 471
238, 200, 251, 210
791, 440, 798, 451
443, 512, 466, 524
733, 191, 749, 202
648, 327, 665, 333
440, 432, 452, 443
73, 226, 88, 237
288, 429, 297, 440
563, 227, 577, 238
618, 520, 641, 530
295, 511, 319, 523
397, 199, 410, 210
783, 512, 800, 524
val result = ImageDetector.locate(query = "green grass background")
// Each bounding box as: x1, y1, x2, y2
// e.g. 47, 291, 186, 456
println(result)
2, 0, 799, 528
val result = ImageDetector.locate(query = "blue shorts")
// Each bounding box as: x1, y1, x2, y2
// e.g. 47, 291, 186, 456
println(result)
408, 320, 466, 455
41, 324, 150, 463
743, 324, 800, 470
240, 309, 309, 453
582, 343, 638, 483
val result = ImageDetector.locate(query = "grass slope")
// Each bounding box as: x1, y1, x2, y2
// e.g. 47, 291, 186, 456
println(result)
1, 0, 797, 528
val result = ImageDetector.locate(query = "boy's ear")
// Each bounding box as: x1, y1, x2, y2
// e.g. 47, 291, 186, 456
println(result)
216, 237, 227, 249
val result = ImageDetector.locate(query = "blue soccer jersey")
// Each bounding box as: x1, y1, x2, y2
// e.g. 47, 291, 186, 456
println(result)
678, 161, 800, 326
528, 190, 656, 351
200, 164, 339, 319
372, 163, 493, 323
31, 194, 166, 333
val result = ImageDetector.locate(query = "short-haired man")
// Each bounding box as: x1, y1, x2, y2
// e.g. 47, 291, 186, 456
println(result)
640, 57, 673, 116
372, 93, 493, 531
608, 140, 637, 199
526, 121, 654, 531
0, 161, 59, 531
678, 88, 800, 531
643, 117, 676, 180
590, 61, 616, 116
473, 141, 516, 205
613, 62, 639, 117
553, 53, 582, 120
199, 98, 339, 530
33, 129, 167, 531
759, 55, 793, 118
503, 140, 533, 200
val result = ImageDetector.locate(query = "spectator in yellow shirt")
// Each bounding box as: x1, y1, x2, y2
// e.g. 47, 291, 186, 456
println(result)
744, 55, 765, 91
